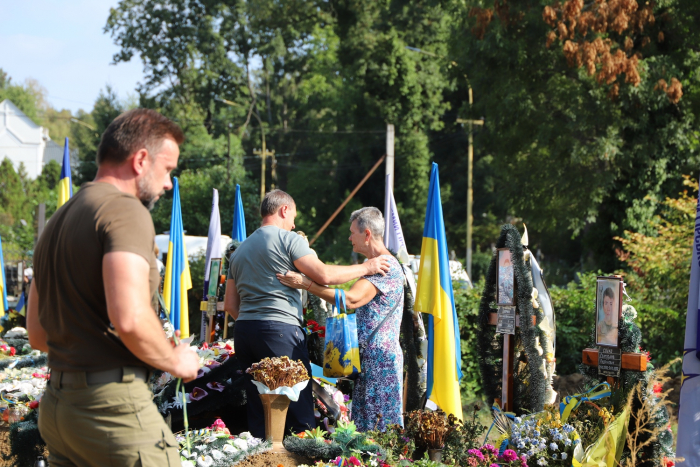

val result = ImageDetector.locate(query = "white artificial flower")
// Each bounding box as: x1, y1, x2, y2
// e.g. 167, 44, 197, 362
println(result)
181, 461, 195, 467
222, 444, 238, 453
196, 455, 214, 467
233, 438, 249, 450
211, 450, 223, 460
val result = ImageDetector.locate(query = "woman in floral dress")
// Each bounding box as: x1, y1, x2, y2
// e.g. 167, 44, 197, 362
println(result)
277, 207, 404, 431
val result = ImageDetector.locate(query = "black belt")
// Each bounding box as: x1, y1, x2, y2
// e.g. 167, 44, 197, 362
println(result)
51, 367, 150, 389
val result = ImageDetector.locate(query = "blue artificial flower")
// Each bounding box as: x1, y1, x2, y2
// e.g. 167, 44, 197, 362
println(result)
574, 438, 581, 445
549, 443, 558, 451
564, 438, 572, 446
514, 417, 522, 424
552, 454, 558, 460
563, 424, 575, 433
539, 443, 547, 451
517, 441, 526, 449
561, 452, 569, 460
533, 430, 540, 437
554, 433, 564, 441
526, 450, 534, 458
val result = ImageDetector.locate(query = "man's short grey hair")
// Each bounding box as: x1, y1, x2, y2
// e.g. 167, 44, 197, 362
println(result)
349, 207, 384, 239
260, 189, 296, 217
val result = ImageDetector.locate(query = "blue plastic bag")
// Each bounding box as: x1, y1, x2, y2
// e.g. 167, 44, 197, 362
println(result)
323, 289, 361, 378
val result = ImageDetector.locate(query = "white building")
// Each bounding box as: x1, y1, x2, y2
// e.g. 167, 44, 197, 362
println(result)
0, 99, 64, 179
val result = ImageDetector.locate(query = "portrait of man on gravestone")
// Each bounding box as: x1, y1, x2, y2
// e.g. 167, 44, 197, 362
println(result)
497, 248, 515, 306
596, 277, 621, 347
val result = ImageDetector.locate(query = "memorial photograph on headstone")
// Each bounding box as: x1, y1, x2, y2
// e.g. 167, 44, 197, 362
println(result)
496, 248, 515, 306
596, 276, 622, 347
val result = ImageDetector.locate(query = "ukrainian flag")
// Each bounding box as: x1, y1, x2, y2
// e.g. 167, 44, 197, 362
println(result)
0, 235, 7, 317
414, 162, 463, 419
163, 178, 192, 337
15, 292, 26, 317
57, 137, 73, 208
232, 184, 247, 241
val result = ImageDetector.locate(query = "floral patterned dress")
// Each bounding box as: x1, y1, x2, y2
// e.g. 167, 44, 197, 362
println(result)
352, 255, 404, 431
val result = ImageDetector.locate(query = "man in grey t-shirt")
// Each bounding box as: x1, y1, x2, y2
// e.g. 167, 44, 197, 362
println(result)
224, 190, 389, 437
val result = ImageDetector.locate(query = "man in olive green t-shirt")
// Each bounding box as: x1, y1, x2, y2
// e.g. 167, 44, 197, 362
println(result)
28, 109, 199, 467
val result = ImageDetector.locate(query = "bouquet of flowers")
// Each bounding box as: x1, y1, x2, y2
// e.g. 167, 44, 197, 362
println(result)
404, 409, 454, 450
179, 419, 270, 467
246, 356, 309, 390
463, 444, 527, 466
306, 319, 327, 338
503, 408, 581, 466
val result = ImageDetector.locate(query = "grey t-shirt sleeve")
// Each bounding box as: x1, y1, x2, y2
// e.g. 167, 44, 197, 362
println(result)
286, 233, 314, 262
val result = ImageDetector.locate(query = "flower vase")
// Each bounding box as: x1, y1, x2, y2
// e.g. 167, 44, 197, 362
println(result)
259, 393, 291, 452
428, 448, 443, 463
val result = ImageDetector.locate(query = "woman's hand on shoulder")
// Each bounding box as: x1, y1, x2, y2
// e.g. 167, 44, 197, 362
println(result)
276, 271, 311, 290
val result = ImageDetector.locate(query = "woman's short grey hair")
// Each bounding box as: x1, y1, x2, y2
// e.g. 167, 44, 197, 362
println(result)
349, 207, 384, 239
260, 189, 295, 217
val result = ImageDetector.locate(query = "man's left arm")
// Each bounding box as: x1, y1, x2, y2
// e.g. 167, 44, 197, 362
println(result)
223, 279, 240, 320
26, 280, 48, 352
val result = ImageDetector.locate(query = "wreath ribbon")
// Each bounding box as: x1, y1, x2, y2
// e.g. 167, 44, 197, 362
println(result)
559, 382, 611, 423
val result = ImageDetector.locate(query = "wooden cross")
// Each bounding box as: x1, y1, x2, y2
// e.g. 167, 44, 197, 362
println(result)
488, 312, 536, 412
581, 348, 647, 387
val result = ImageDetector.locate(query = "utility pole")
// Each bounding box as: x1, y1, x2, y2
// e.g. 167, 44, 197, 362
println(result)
385, 124, 395, 198
456, 88, 484, 280
226, 123, 233, 181
253, 135, 275, 202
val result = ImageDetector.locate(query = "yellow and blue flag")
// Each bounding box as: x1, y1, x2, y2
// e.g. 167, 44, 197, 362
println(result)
0, 235, 7, 317
232, 184, 247, 241
57, 137, 73, 208
15, 292, 26, 317
414, 162, 463, 419
163, 177, 192, 338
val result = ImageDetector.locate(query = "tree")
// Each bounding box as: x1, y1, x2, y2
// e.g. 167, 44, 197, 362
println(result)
444, 0, 700, 275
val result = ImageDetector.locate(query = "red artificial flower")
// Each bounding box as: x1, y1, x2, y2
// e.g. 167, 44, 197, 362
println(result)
224, 343, 233, 351
663, 457, 675, 467
653, 383, 663, 394
9, 347, 15, 357
201, 342, 209, 350
29, 401, 39, 410
348, 457, 361, 466
307, 320, 318, 327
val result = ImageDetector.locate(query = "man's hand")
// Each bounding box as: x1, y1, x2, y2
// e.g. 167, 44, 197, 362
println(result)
276, 271, 311, 290
363, 256, 391, 276
168, 344, 200, 382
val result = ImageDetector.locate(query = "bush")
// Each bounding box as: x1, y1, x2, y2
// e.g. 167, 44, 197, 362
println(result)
548, 272, 598, 375
453, 280, 484, 400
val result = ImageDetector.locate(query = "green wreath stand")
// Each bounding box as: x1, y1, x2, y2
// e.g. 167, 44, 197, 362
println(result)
476, 224, 548, 414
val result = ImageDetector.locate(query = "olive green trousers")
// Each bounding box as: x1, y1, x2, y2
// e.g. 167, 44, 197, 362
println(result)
38, 372, 179, 467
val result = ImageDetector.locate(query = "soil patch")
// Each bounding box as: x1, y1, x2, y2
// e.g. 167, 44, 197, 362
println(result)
664, 375, 681, 422
552, 373, 586, 399
236, 451, 312, 467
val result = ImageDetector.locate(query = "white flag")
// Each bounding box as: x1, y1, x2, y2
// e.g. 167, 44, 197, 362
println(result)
201, 189, 222, 339
677, 177, 700, 465
384, 174, 408, 263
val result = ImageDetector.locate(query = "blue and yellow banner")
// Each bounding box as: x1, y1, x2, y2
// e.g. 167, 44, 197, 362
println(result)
57, 137, 73, 208
163, 177, 192, 338
15, 292, 26, 317
414, 162, 463, 419
232, 184, 246, 242
0, 235, 7, 317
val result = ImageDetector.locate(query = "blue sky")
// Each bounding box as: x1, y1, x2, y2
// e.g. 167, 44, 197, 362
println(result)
0, 1, 145, 114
